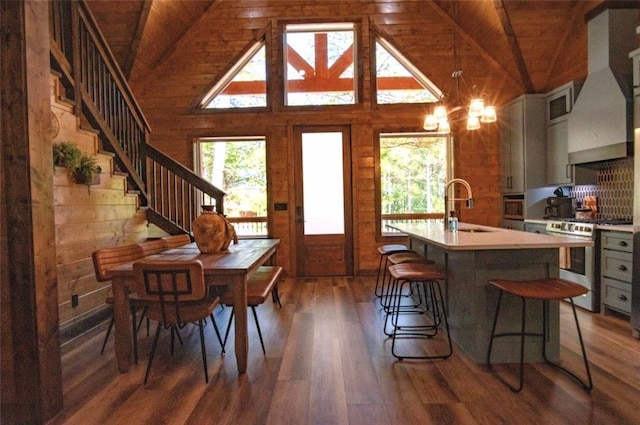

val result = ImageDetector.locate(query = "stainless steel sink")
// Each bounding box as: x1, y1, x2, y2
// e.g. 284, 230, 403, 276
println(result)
459, 228, 493, 233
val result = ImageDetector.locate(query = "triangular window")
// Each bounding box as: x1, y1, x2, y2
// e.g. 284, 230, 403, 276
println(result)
376, 37, 441, 104
200, 40, 267, 109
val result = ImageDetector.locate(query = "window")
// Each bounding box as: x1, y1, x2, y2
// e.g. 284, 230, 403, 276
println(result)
375, 38, 441, 104
200, 40, 267, 109
284, 23, 356, 106
378, 133, 451, 235
196, 137, 268, 237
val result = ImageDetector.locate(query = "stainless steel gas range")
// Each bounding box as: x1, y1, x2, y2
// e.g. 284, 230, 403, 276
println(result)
546, 220, 599, 311
544, 218, 633, 312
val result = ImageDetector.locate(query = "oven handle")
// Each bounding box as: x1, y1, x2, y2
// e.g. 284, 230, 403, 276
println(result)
545, 231, 594, 241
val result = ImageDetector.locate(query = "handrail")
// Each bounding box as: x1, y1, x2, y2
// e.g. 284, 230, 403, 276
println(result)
49, 0, 226, 233
49, 0, 150, 191
145, 144, 226, 234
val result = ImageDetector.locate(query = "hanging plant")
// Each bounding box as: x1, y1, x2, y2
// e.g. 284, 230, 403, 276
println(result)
73, 153, 101, 190
52, 142, 82, 173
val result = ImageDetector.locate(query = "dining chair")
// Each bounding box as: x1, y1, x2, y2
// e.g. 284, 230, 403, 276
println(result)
161, 234, 192, 249
137, 239, 169, 256
132, 259, 225, 384
220, 266, 283, 355
91, 243, 148, 363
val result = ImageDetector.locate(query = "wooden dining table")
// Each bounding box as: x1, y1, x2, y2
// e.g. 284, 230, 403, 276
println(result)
105, 238, 280, 374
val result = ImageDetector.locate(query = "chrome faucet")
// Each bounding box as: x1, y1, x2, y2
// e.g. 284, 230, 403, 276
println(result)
444, 178, 474, 229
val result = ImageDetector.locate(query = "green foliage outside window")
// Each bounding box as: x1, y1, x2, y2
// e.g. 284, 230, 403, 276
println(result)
380, 135, 446, 215
199, 139, 267, 218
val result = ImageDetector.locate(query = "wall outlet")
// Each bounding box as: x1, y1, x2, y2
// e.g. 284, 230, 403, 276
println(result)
71, 294, 79, 308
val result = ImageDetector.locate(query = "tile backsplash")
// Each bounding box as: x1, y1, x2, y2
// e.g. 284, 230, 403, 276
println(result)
569, 158, 634, 220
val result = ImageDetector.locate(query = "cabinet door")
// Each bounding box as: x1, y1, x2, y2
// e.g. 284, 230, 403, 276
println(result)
499, 109, 512, 192
547, 120, 571, 185
525, 223, 546, 234
509, 100, 525, 193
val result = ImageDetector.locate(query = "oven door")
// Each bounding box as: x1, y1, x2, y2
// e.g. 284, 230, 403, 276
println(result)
547, 232, 596, 311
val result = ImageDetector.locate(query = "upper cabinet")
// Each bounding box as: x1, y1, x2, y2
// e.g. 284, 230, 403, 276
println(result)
499, 95, 546, 193
545, 81, 583, 186
631, 45, 640, 127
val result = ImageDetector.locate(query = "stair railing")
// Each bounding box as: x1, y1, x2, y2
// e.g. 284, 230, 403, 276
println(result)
49, 0, 225, 234
145, 144, 226, 235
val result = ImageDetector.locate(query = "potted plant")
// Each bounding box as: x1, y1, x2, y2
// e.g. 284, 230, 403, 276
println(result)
52, 142, 82, 173
73, 153, 101, 190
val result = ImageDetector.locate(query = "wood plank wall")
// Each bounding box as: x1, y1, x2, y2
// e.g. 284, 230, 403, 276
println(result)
50, 75, 147, 333
130, 0, 504, 276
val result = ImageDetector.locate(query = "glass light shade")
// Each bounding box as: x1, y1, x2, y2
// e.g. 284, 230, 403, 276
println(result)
434, 105, 448, 120
438, 120, 451, 134
468, 98, 484, 117
423, 114, 438, 130
480, 105, 497, 123
466, 115, 481, 130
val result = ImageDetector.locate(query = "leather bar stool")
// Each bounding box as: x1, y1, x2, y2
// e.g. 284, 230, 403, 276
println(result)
374, 244, 410, 299
486, 277, 593, 393
386, 262, 452, 360
381, 251, 435, 312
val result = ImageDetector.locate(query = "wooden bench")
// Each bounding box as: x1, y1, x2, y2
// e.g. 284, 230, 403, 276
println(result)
220, 266, 283, 355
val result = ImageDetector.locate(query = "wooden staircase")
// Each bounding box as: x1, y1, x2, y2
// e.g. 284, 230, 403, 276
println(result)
48, 0, 225, 237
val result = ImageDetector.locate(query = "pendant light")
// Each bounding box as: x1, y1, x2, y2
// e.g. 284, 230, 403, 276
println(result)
423, 1, 496, 134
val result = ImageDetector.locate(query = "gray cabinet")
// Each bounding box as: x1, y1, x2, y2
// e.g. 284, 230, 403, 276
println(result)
547, 120, 570, 184
502, 219, 525, 231
601, 231, 634, 316
525, 222, 546, 234
499, 95, 546, 193
545, 81, 582, 186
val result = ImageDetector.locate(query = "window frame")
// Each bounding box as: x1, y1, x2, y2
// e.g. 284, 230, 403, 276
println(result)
374, 129, 454, 240
279, 19, 363, 110
373, 36, 443, 106
191, 24, 272, 113
194, 136, 270, 239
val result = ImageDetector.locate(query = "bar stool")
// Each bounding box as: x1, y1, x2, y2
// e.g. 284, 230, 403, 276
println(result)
486, 277, 593, 393
386, 262, 452, 360
374, 244, 410, 298
381, 251, 435, 311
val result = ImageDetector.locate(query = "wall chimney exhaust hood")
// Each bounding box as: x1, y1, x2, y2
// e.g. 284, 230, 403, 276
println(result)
568, 4, 638, 165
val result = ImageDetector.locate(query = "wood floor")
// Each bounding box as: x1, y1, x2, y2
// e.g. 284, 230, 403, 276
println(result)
48, 276, 640, 425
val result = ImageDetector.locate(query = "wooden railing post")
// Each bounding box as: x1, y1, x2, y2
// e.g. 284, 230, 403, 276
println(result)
71, 0, 82, 117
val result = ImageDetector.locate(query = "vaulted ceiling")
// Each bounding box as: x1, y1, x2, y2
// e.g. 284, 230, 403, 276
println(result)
85, 0, 636, 108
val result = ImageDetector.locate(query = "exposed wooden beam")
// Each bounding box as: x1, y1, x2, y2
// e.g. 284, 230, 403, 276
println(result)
286, 45, 315, 77
123, 0, 153, 79
149, 0, 224, 76
423, 0, 522, 91
492, 0, 534, 93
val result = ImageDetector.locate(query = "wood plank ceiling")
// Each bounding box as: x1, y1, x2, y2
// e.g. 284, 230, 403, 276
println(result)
86, 0, 607, 99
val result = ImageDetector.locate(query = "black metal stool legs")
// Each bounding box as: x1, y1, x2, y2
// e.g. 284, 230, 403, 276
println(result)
390, 278, 453, 360
487, 292, 593, 393
542, 299, 593, 392
487, 291, 527, 392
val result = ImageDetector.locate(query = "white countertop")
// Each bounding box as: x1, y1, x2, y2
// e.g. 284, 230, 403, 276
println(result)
389, 220, 594, 251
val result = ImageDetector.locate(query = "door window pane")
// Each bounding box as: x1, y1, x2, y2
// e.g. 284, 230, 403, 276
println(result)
302, 132, 344, 234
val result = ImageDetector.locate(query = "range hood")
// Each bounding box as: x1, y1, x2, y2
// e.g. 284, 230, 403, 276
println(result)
568, 5, 637, 165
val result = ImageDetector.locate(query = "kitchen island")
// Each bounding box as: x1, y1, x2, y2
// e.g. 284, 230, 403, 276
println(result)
389, 220, 594, 364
